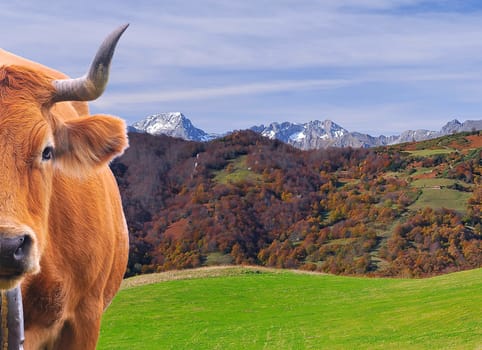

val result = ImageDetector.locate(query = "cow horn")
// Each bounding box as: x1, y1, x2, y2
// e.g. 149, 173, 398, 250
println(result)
52, 24, 129, 102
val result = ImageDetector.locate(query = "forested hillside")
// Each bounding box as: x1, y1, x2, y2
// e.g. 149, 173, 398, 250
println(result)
111, 131, 482, 278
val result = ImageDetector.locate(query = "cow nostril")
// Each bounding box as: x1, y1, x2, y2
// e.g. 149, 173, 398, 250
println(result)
13, 235, 31, 261
0, 233, 33, 275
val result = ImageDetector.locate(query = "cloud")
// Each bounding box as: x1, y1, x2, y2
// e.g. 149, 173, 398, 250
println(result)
113, 2, 482, 71
5, 1, 482, 72
4, 0, 482, 135
97, 65, 481, 108
94, 78, 352, 108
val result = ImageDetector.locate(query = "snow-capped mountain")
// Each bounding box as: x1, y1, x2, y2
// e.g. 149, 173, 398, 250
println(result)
131, 112, 217, 141
252, 118, 482, 149
251, 120, 401, 148
388, 119, 482, 145
131, 113, 482, 149
388, 129, 439, 144
442, 119, 482, 134
441, 119, 463, 135
251, 120, 352, 149
251, 122, 304, 142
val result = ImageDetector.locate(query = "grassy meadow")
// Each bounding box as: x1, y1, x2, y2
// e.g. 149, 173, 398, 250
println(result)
99, 267, 482, 350
213, 155, 262, 185
410, 187, 472, 212
409, 178, 473, 212
407, 148, 455, 157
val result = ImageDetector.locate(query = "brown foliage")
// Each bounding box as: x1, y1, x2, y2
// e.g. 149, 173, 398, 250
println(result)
112, 131, 481, 277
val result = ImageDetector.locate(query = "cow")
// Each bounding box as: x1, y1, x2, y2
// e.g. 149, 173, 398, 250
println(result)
0, 25, 129, 349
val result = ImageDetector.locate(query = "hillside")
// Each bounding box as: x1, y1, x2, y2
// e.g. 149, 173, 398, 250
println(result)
111, 131, 482, 278
99, 266, 482, 349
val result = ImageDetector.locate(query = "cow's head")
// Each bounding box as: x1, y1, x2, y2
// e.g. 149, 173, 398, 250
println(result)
0, 25, 129, 289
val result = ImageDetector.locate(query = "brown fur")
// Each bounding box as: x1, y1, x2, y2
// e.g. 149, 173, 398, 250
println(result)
0, 50, 128, 349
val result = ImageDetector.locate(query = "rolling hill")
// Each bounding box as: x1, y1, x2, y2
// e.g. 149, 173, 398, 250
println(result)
112, 130, 481, 278
98, 266, 482, 349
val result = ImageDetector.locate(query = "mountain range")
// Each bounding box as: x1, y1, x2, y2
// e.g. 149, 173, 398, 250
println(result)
130, 112, 217, 141
130, 112, 482, 150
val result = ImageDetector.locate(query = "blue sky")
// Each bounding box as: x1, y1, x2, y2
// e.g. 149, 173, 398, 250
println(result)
3, 1, 482, 135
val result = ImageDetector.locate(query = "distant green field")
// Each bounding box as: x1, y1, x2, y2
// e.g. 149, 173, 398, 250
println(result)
411, 178, 458, 188
410, 187, 471, 212
409, 178, 472, 212
99, 267, 482, 350
408, 167, 434, 177
407, 148, 454, 156
213, 155, 262, 184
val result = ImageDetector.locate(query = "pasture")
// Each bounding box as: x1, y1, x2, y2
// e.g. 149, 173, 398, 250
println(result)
213, 155, 262, 185
99, 266, 482, 349
410, 187, 471, 212
409, 178, 472, 212
407, 148, 455, 156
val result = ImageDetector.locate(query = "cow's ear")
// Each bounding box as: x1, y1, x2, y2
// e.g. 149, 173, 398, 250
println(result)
53, 115, 128, 175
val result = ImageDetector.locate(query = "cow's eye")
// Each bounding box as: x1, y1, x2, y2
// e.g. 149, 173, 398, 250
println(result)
41, 146, 54, 161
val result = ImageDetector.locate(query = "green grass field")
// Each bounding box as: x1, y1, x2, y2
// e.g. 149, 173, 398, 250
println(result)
410, 178, 459, 187
213, 155, 262, 185
410, 188, 471, 212
98, 267, 482, 350
408, 178, 472, 212
407, 148, 455, 156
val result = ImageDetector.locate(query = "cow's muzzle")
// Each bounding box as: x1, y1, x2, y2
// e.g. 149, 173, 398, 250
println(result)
0, 235, 32, 277
0, 227, 39, 290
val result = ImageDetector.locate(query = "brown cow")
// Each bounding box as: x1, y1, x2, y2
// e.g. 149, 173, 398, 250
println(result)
0, 25, 129, 348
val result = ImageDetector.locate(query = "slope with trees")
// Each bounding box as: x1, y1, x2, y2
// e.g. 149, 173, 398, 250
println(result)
112, 131, 482, 277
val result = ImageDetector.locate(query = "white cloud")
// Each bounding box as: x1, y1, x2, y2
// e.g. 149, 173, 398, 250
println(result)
5, 1, 482, 72
94, 78, 352, 107
97, 66, 482, 109
114, 3, 482, 71
3, 0, 482, 135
